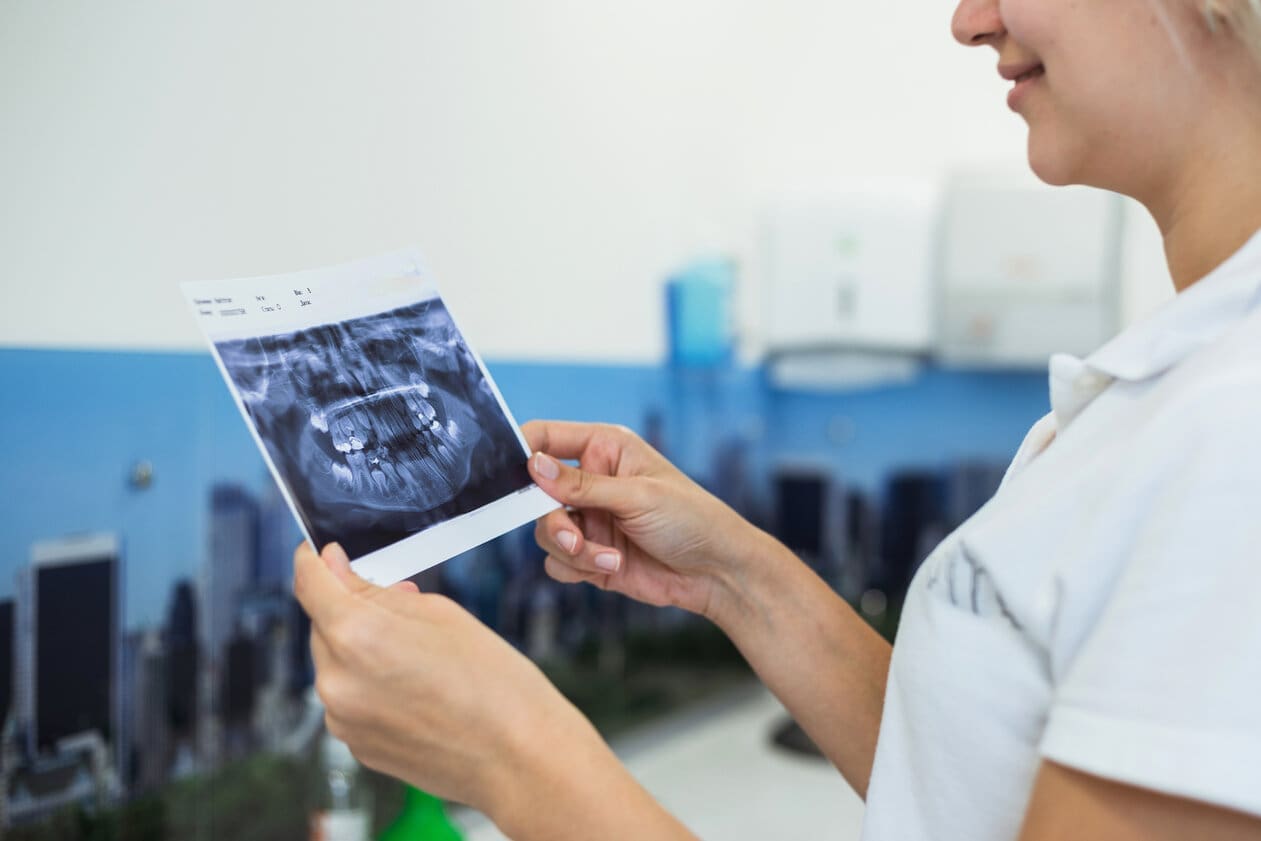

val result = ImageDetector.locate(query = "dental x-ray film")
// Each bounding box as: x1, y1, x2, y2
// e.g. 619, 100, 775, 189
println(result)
182, 250, 559, 585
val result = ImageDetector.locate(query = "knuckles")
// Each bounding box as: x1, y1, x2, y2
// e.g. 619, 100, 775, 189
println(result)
316, 669, 370, 724
324, 612, 383, 660
568, 463, 593, 500
315, 673, 351, 717
604, 422, 637, 441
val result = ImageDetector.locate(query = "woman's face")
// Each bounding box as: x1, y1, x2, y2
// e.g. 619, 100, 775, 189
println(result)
951, 0, 1216, 195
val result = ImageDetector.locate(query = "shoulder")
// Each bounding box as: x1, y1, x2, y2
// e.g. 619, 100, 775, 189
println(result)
1130, 320, 1261, 469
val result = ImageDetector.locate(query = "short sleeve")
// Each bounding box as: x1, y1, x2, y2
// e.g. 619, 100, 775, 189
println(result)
1039, 372, 1261, 818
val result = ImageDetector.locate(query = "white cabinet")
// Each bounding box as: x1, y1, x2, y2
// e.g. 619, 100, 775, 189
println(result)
763, 181, 940, 356
937, 178, 1123, 367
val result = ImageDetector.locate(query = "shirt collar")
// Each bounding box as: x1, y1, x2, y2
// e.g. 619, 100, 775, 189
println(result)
1048, 227, 1261, 428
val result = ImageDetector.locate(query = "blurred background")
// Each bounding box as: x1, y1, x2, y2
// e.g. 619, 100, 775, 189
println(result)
0, 1, 1176, 839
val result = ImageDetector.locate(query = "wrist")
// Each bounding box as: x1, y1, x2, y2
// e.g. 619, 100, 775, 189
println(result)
482, 688, 616, 840
701, 521, 797, 634
490, 704, 694, 841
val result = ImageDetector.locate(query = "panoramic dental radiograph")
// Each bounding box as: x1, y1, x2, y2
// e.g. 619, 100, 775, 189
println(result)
216, 299, 533, 559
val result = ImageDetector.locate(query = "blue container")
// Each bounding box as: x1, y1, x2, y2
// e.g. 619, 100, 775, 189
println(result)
665, 258, 736, 369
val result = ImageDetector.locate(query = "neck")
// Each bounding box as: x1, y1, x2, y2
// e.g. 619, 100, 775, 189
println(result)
1142, 100, 1261, 292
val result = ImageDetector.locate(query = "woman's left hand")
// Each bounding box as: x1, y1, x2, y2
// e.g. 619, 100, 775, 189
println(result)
292, 541, 593, 827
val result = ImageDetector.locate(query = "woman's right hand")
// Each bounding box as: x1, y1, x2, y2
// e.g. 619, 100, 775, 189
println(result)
522, 419, 769, 622
524, 420, 893, 799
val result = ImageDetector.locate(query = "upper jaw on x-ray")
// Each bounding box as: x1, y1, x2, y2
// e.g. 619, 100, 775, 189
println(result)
217, 299, 530, 554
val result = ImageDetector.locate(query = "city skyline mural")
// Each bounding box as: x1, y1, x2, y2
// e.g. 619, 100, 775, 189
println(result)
0, 349, 324, 833
0, 345, 1048, 837
0, 350, 277, 630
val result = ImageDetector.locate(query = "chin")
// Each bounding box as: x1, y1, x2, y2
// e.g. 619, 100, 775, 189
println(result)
1025, 130, 1078, 187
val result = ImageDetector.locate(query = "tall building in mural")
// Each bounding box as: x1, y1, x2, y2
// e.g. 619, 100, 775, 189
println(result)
129, 628, 171, 792
203, 484, 259, 659
0, 599, 13, 730
164, 579, 199, 770
220, 632, 258, 759
18, 535, 122, 758
256, 481, 299, 592
200, 481, 307, 762
5, 534, 124, 827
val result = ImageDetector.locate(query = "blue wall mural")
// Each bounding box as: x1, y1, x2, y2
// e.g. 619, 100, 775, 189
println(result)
0, 347, 1048, 836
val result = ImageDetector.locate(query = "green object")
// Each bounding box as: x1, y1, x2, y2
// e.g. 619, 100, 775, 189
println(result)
377, 786, 464, 841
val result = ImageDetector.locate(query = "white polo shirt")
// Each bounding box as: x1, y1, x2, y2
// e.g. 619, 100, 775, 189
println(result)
862, 229, 1261, 841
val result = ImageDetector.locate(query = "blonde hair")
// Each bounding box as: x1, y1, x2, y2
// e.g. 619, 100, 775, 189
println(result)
1205, 0, 1261, 61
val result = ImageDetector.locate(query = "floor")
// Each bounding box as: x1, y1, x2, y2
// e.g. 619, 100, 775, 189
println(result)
451, 683, 866, 840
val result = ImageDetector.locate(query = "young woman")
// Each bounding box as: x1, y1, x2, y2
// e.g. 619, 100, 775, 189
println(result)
293, 0, 1261, 838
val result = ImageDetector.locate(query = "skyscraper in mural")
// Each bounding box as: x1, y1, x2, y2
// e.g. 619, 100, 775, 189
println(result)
164, 579, 199, 769
202, 484, 259, 659
200, 482, 300, 763
0, 600, 13, 730
4, 534, 125, 827
255, 479, 300, 592
129, 629, 171, 792
18, 535, 122, 758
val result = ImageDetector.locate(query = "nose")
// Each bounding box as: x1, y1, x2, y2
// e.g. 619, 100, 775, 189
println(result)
952, 0, 1005, 47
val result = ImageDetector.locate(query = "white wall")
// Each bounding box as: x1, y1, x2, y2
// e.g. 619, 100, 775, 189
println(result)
0, 0, 1170, 362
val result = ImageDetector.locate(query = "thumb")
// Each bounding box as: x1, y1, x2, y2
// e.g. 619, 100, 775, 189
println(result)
321, 542, 378, 596
529, 452, 644, 516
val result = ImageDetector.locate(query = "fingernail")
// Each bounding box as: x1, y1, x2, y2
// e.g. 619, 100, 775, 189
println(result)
534, 452, 560, 480
326, 542, 349, 564
595, 552, 620, 572
558, 530, 578, 553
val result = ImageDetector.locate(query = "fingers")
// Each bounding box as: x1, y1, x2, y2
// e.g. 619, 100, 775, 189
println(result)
310, 624, 334, 672
544, 554, 603, 587
293, 541, 354, 627
534, 512, 623, 575
522, 419, 601, 460
392, 579, 421, 594
321, 542, 377, 596
293, 541, 384, 626
534, 508, 585, 554
528, 451, 645, 516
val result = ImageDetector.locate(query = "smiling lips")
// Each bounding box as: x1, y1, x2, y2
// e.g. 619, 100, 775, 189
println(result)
1000, 60, 1045, 110
999, 59, 1045, 82
1013, 65, 1044, 83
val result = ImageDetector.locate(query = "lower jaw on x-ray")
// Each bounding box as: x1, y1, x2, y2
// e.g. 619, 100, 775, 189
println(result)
216, 299, 534, 562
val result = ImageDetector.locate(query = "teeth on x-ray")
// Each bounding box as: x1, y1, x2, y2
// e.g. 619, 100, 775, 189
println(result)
216, 299, 533, 560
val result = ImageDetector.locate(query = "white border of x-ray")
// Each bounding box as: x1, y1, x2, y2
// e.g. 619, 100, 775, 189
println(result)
181, 249, 559, 586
